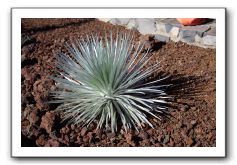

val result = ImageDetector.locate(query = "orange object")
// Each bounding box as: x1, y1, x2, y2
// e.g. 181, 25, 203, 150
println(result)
176, 18, 207, 26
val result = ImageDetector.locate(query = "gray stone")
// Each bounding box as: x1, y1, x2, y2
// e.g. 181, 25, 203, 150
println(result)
109, 18, 119, 25
195, 34, 202, 43
165, 24, 173, 33
154, 35, 170, 42
207, 21, 216, 28
98, 18, 111, 22
180, 30, 197, 43
110, 18, 130, 25
117, 18, 130, 25
163, 135, 170, 144
169, 26, 180, 40
159, 18, 181, 27
182, 25, 211, 37
136, 18, 156, 34
203, 35, 216, 46
155, 22, 167, 35
204, 28, 216, 36
126, 19, 138, 30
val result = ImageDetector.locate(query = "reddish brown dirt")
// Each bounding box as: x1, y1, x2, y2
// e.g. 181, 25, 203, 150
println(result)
21, 18, 216, 147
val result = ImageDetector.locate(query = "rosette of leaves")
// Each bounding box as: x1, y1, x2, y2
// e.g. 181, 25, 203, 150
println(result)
50, 32, 170, 132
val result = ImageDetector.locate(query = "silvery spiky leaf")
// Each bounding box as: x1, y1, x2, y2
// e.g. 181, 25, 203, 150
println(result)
50, 32, 170, 132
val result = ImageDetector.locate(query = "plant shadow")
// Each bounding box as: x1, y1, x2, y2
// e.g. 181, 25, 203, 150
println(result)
144, 71, 215, 120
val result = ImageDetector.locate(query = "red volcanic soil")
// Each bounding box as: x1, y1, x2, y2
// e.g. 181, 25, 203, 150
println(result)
21, 18, 216, 147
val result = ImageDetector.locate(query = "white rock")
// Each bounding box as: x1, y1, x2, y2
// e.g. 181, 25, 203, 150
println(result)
203, 35, 216, 46
155, 22, 167, 35
116, 18, 130, 25
136, 18, 156, 34
97, 18, 111, 22
169, 27, 180, 39
126, 19, 138, 30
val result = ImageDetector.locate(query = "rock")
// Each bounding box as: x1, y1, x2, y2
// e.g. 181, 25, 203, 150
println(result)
147, 129, 153, 135
64, 135, 69, 142
40, 112, 55, 134
120, 129, 125, 135
36, 134, 46, 146
168, 138, 175, 147
159, 18, 181, 27
156, 22, 167, 35
127, 19, 138, 29
87, 132, 94, 142
189, 129, 194, 136
203, 35, 216, 46
166, 125, 173, 132
101, 134, 106, 139
44, 139, 60, 147
76, 136, 82, 143
186, 124, 193, 132
195, 35, 202, 43
110, 18, 130, 25
21, 68, 33, 82
28, 109, 39, 125
81, 127, 88, 136
180, 30, 197, 43
163, 135, 170, 144
107, 132, 116, 139
183, 25, 211, 37
124, 133, 133, 144
32, 78, 53, 110
75, 128, 80, 133
153, 143, 161, 147
137, 18, 156, 34
191, 120, 197, 126
97, 18, 111, 22
95, 129, 102, 139
83, 136, 90, 143
70, 124, 75, 130
169, 26, 180, 40
21, 119, 30, 127
165, 24, 173, 33
21, 43, 35, 55
140, 131, 149, 139
22, 104, 33, 119
69, 132, 76, 141
60, 126, 70, 134
157, 135, 164, 142
109, 18, 119, 25
60, 127, 66, 134
180, 105, 189, 111
176, 121, 183, 129
205, 28, 216, 36
207, 132, 214, 140
186, 137, 194, 146
154, 35, 170, 42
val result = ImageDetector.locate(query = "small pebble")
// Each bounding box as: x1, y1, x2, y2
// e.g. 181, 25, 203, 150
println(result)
70, 124, 75, 130
191, 107, 196, 111
180, 105, 189, 111
186, 137, 194, 146
191, 120, 197, 125
81, 127, 88, 136
163, 135, 170, 144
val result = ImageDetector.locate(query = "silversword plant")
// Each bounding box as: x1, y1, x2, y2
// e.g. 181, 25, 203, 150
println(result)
51, 32, 170, 132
